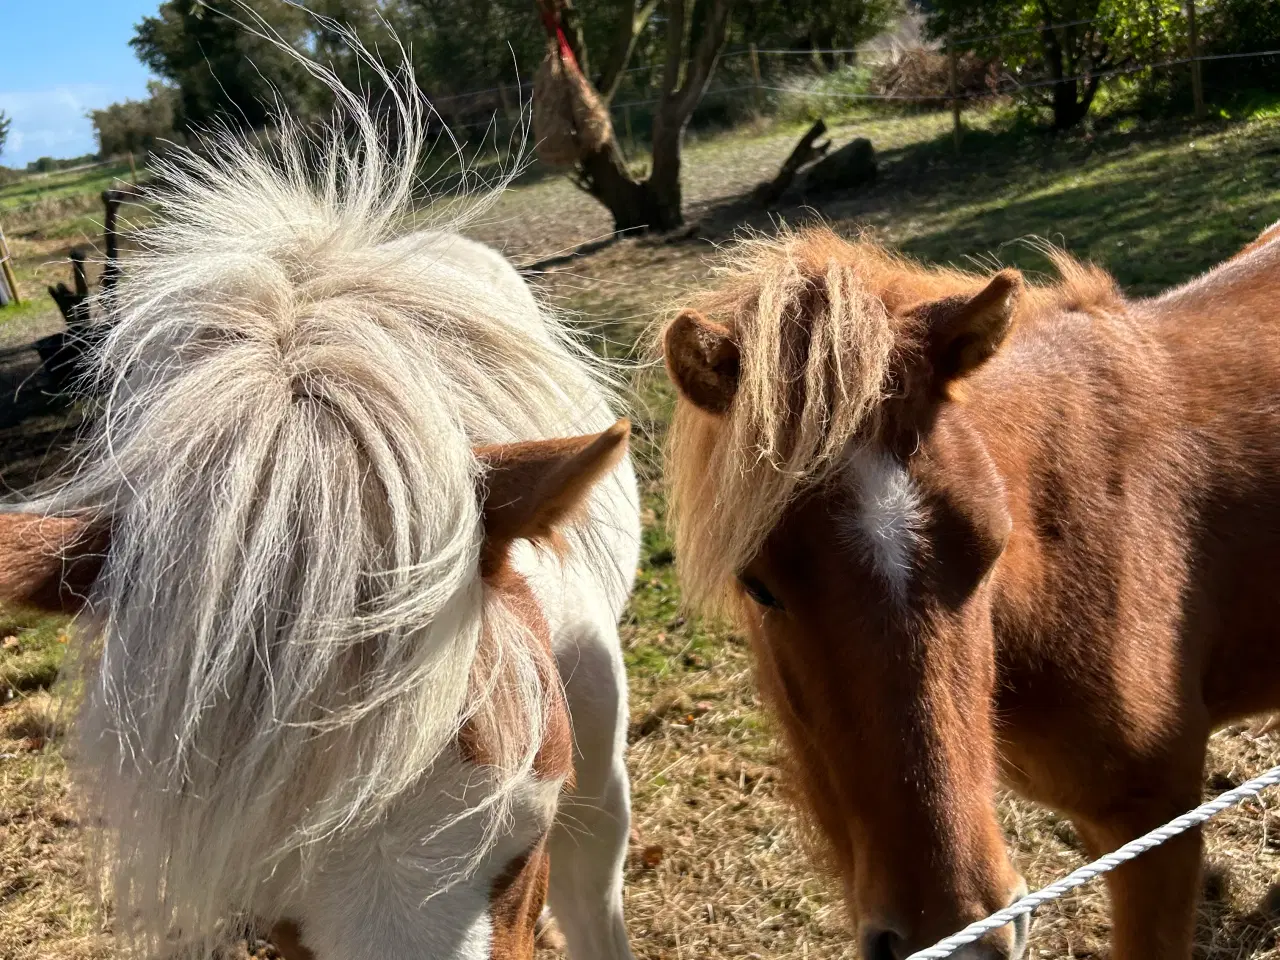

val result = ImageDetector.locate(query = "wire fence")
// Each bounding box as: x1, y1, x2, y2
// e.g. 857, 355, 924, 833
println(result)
423, 4, 1278, 149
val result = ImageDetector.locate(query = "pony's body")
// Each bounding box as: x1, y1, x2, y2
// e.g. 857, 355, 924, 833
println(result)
0, 70, 641, 960
661, 225, 1280, 960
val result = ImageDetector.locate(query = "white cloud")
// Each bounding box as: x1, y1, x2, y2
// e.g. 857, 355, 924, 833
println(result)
0, 84, 114, 167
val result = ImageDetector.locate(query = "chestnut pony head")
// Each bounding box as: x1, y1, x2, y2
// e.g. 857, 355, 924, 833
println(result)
661, 227, 1119, 960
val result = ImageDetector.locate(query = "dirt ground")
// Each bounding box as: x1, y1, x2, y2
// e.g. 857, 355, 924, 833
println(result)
4, 107, 1280, 960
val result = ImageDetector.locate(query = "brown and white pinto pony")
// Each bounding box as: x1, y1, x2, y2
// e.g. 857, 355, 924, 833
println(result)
661, 221, 1280, 960
0, 54, 641, 960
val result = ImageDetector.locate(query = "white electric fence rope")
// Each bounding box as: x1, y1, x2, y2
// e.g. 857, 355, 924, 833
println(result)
906, 763, 1280, 960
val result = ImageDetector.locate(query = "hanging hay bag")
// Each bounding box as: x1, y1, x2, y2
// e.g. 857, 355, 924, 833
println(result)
533, 40, 613, 167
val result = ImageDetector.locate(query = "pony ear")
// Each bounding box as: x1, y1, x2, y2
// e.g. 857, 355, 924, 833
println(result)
929, 269, 1023, 382
476, 420, 630, 572
0, 514, 108, 614
663, 309, 740, 415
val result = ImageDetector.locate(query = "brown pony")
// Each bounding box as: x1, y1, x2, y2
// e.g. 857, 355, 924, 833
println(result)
660, 223, 1280, 960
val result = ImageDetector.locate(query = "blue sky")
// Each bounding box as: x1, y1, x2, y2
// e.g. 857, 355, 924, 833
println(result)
0, 1, 161, 167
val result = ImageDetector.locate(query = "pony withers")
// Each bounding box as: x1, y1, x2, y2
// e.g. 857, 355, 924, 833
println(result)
0, 60, 641, 960
661, 222, 1280, 960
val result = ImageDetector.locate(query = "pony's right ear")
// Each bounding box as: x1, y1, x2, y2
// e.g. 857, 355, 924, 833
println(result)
476, 420, 630, 574
0, 514, 108, 615
927, 269, 1023, 383
663, 309, 740, 415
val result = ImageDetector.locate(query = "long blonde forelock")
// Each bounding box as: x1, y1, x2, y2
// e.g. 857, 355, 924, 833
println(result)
664, 226, 899, 613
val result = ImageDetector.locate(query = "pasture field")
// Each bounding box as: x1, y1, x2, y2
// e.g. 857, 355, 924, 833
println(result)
4, 106, 1280, 960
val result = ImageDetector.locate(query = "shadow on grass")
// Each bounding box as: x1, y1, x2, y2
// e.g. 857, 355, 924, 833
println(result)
0, 342, 82, 495
1195, 868, 1280, 960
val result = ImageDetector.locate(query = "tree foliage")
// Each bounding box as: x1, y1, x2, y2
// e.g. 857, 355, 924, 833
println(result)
923, 0, 1185, 128
90, 82, 179, 158
737, 0, 902, 54
131, 0, 324, 130
0, 111, 10, 160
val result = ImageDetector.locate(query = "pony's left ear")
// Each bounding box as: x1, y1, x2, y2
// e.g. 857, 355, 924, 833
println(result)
928, 269, 1023, 382
476, 420, 630, 572
663, 309, 740, 415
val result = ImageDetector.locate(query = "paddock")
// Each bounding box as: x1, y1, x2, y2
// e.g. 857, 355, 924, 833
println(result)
3, 107, 1280, 960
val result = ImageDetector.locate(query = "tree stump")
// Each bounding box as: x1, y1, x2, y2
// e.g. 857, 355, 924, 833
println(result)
803, 138, 877, 194
753, 119, 830, 207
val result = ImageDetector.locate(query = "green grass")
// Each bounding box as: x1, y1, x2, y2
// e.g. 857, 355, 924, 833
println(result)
838, 110, 1280, 296
0, 164, 134, 217
0, 609, 71, 698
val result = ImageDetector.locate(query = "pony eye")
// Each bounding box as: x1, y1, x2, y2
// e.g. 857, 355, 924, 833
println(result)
738, 574, 783, 610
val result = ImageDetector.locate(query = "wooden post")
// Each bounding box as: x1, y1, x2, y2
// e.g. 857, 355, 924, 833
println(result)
949, 37, 962, 150
1186, 0, 1205, 119
749, 43, 763, 116
0, 220, 21, 306
128, 151, 138, 184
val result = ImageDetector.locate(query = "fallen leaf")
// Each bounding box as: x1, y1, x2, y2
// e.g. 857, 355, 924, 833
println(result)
641, 844, 664, 868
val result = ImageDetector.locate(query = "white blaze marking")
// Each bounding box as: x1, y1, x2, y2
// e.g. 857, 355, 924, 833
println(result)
844, 448, 923, 601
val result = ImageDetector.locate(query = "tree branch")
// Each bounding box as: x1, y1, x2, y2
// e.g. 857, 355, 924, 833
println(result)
662, 0, 687, 98
558, 0, 591, 79
674, 0, 733, 120
596, 0, 659, 102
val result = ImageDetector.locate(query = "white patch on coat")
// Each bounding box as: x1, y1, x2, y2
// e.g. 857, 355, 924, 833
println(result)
284, 759, 565, 960
842, 447, 923, 601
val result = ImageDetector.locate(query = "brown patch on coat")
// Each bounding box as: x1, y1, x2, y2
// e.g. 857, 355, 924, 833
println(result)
487, 838, 552, 960
0, 514, 107, 614
458, 565, 574, 789
266, 920, 315, 960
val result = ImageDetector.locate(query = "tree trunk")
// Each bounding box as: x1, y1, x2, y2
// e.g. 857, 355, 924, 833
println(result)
578, 137, 685, 234
1040, 11, 1094, 130
646, 101, 686, 229
541, 0, 730, 234
1052, 77, 1082, 129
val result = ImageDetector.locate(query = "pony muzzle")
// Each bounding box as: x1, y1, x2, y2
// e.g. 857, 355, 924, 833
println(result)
860, 876, 1031, 960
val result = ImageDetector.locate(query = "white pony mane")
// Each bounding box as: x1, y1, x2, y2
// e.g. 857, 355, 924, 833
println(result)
33, 28, 622, 955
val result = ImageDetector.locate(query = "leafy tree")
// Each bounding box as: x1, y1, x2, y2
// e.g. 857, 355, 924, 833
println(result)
0, 110, 10, 160
737, 0, 902, 62
924, 0, 1185, 129
90, 82, 179, 158
131, 0, 324, 130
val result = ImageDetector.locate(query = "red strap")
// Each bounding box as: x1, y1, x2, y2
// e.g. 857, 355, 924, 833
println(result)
536, 2, 579, 70
555, 26, 577, 68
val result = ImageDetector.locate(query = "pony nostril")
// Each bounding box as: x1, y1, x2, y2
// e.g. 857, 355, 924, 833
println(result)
863, 927, 907, 960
